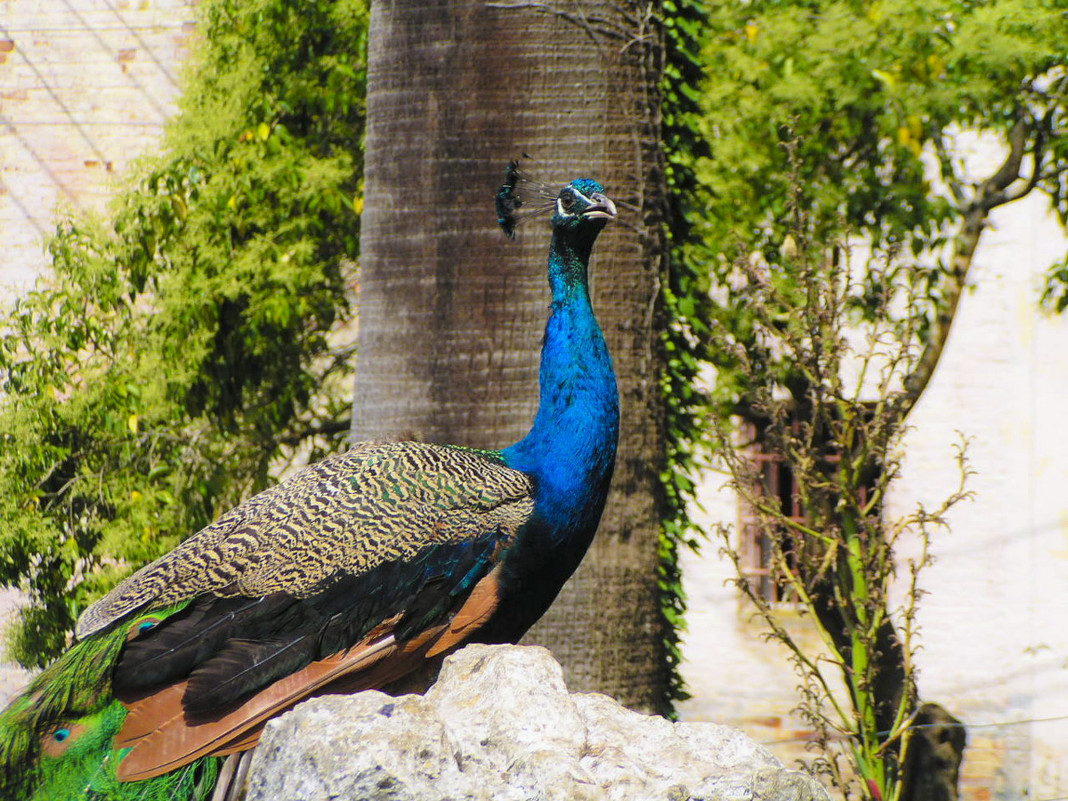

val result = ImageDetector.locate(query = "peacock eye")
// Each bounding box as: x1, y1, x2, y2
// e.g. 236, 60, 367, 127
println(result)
42, 723, 83, 757
127, 616, 162, 642
559, 191, 575, 211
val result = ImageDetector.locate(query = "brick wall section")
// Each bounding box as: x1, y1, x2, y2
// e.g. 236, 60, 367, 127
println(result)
0, 0, 196, 300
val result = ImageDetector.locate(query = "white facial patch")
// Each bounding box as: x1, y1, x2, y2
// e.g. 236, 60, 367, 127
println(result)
557, 190, 590, 217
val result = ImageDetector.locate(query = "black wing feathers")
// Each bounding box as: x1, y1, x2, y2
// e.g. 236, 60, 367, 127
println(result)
184, 637, 313, 714
393, 532, 500, 641
112, 595, 298, 696
114, 533, 507, 713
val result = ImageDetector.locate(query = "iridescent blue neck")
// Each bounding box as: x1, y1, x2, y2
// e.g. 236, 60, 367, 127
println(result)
502, 228, 619, 533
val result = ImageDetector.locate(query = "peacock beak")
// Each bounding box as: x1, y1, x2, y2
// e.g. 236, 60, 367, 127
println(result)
583, 193, 617, 222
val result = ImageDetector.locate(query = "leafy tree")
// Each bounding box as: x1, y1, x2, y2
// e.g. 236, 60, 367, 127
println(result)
0, 0, 368, 666
665, 0, 1068, 798
694, 0, 1068, 413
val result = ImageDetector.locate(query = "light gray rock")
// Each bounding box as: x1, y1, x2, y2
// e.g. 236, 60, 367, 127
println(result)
246, 644, 829, 801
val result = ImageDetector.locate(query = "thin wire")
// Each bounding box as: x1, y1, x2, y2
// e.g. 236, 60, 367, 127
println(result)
98, 0, 184, 88
0, 5, 189, 215
0, 117, 80, 208
758, 712, 1068, 746
0, 24, 189, 33
0, 176, 51, 238
758, 717, 1068, 800
956, 713, 1068, 731
0, 24, 113, 167
54, 0, 180, 107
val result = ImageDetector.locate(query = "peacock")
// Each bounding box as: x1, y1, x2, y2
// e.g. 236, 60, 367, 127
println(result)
0, 163, 620, 800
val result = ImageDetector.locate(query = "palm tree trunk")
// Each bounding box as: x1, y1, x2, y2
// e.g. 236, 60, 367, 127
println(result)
353, 0, 669, 712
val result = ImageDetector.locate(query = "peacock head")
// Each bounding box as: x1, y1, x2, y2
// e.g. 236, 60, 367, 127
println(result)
496, 161, 616, 240
550, 179, 617, 236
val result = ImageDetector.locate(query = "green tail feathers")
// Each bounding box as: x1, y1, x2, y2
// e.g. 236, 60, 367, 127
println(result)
0, 605, 220, 800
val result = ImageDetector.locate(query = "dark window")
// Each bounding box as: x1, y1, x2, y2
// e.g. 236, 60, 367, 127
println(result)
738, 425, 801, 603
738, 418, 879, 605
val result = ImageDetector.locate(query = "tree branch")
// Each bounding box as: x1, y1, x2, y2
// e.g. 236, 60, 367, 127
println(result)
897, 118, 1031, 418
934, 131, 966, 206
275, 415, 351, 447
982, 118, 1028, 201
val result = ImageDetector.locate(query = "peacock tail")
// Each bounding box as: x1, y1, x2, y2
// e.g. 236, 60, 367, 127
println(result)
0, 605, 221, 800
1, 164, 619, 799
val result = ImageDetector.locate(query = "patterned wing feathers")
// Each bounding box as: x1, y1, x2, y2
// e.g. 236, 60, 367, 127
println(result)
76, 442, 534, 640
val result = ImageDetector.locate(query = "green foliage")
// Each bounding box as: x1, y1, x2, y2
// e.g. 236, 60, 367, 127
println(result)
660, 0, 1068, 793
0, 0, 368, 666
1041, 253, 1068, 312
693, 0, 1068, 412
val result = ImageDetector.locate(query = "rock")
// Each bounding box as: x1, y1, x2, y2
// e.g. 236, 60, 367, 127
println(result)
246, 644, 830, 801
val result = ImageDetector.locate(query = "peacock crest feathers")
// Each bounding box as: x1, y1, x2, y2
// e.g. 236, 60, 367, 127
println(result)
495, 159, 559, 238
495, 159, 613, 240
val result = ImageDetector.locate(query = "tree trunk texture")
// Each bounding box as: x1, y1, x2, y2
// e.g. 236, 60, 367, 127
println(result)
353, 0, 670, 712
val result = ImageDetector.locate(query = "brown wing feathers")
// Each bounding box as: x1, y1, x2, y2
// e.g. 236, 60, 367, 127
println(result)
115, 633, 402, 780
116, 565, 502, 781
